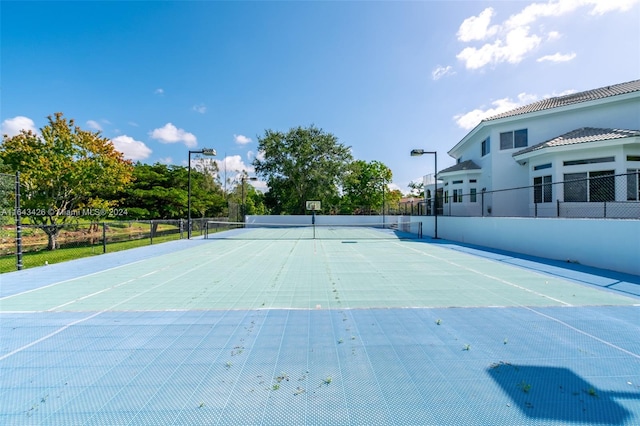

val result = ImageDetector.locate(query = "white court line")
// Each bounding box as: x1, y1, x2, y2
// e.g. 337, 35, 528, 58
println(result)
394, 241, 572, 306
0, 259, 146, 301
0, 311, 104, 361
47, 279, 136, 311
395, 241, 640, 360
0, 239, 258, 361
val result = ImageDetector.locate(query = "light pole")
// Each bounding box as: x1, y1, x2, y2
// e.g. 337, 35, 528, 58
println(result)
241, 176, 258, 222
410, 149, 438, 239
188, 148, 217, 239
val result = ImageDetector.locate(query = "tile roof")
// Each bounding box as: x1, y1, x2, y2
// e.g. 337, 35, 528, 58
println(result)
439, 160, 481, 175
513, 127, 640, 157
485, 79, 640, 122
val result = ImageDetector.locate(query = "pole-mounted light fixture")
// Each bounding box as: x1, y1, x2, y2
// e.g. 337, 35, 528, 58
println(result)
410, 149, 438, 239
188, 148, 217, 239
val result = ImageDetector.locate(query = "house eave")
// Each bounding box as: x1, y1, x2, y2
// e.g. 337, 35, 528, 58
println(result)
512, 135, 640, 162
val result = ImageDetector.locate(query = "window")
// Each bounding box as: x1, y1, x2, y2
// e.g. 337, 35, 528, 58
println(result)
470, 188, 477, 202
481, 138, 490, 156
534, 175, 552, 203
444, 191, 449, 203
627, 169, 639, 201
500, 129, 527, 150
534, 163, 551, 171
452, 180, 463, 184
452, 189, 462, 203
564, 156, 614, 166
627, 155, 640, 161
564, 170, 615, 202
469, 179, 477, 183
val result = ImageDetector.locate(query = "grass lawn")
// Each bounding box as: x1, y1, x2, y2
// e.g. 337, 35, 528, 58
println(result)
0, 220, 209, 273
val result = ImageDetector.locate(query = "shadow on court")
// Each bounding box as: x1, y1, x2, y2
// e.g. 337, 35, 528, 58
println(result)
487, 363, 640, 424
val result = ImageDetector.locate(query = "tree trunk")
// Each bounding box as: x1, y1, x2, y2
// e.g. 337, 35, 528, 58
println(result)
43, 226, 60, 250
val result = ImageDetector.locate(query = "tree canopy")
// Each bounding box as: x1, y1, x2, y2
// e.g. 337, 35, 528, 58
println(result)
341, 160, 392, 214
1, 113, 133, 249
253, 125, 353, 214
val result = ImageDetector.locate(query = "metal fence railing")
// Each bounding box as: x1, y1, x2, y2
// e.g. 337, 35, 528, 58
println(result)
0, 217, 223, 273
410, 172, 640, 219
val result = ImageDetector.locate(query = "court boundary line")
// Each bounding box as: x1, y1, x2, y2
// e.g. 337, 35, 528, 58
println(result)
395, 241, 640, 360
0, 259, 146, 301
0, 243, 257, 361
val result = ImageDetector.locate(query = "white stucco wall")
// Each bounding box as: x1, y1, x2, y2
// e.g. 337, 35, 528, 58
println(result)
413, 216, 640, 276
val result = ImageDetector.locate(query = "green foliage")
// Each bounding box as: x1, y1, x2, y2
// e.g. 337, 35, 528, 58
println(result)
341, 160, 392, 214
253, 125, 353, 215
0, 113, 133, 249
115, 162, 226, 220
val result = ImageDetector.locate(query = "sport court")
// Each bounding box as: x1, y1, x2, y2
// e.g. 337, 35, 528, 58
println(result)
1, 224, 639, 425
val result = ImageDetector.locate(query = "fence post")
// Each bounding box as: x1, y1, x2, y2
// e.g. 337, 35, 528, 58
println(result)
180, 219, 184, 239
603, 201, 607, 218
150, 220, 153, 245
557, 199, 560, 217
15, 171, 23, 271
534, 202, 538, 218
102, 222, 107, 253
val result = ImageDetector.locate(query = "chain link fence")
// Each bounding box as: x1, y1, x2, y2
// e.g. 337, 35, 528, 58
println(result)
411, 171, 640, 219
0, 217, 223, 272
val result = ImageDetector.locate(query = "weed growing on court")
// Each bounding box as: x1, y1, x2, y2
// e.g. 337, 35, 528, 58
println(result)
518, 381, 532, 393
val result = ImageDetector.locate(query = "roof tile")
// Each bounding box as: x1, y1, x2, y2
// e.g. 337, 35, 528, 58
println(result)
513, 127, 640, 157
485, 80, 640, 122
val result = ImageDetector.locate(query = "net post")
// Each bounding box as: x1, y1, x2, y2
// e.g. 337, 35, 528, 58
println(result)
312, 210, 316, 239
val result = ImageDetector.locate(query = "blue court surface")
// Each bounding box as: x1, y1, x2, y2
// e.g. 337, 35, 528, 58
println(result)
1, 232, 639, 425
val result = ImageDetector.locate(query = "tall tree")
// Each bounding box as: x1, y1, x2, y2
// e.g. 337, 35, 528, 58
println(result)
0, 113, 133, 249
340, 160, 392, 214
117, 162, 226, 220
253, 125, 353, 214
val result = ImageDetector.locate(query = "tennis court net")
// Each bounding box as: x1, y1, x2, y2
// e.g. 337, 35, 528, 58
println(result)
204, 219, 422, 240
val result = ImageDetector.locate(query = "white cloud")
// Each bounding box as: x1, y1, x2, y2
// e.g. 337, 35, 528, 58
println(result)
457, 7, 499, 42
456, 26, 542, 69
111, 135, 152, 160
128, 121, 139, 127
1, 116, 38, 137
86, 120, 102, 131
537, 52, 577, 62
588, 0, 639, 14
215, 154, 253, 175
192, 104, 206, 114
431, 65, 455, 80
547, 30, 562, 40
154, 88, 164, 95
456, 0, 639, 70
234, 134, 252, 145
454, 92, 539, 130
158, 157, 173, 164
149, 123, 197, 148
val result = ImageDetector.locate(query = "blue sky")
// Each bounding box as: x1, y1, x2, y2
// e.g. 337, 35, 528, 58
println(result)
2, 0, 639, 194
